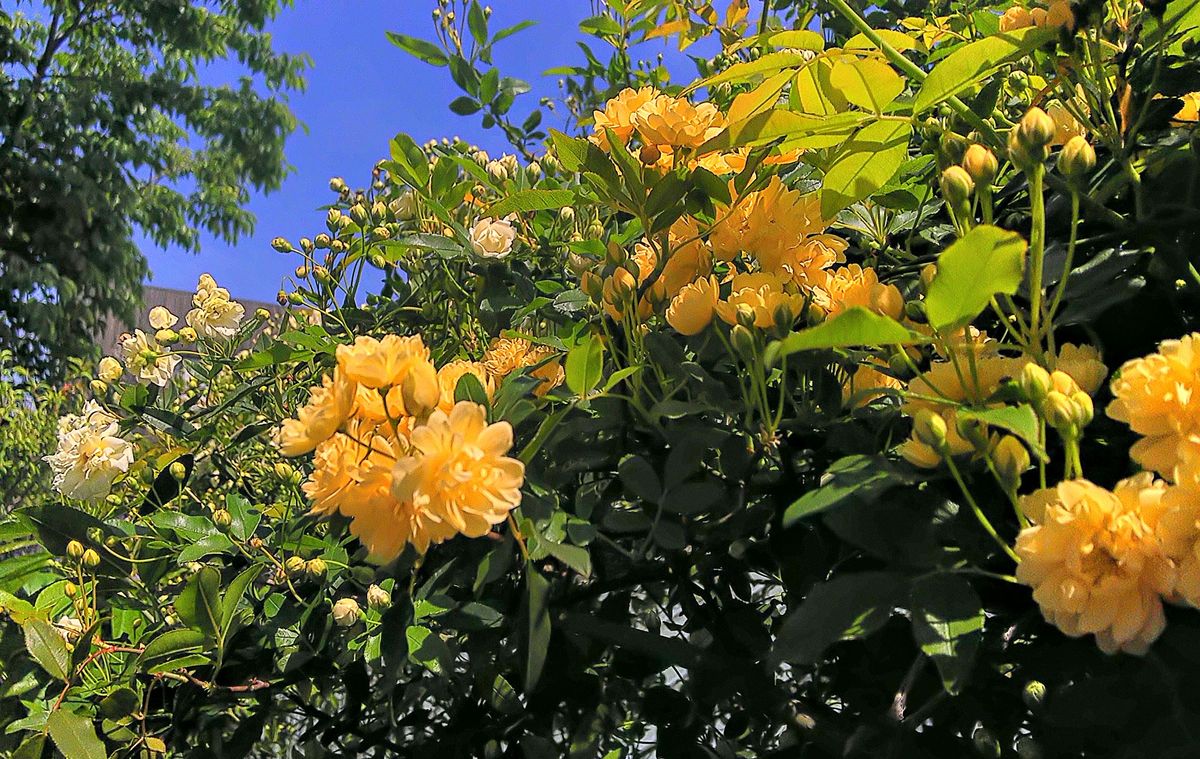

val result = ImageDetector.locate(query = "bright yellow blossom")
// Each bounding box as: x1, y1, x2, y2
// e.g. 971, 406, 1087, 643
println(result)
667, 276, 720, 336
1016, 476, 1175, 655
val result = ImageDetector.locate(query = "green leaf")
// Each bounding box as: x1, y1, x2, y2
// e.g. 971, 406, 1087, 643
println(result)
690, 51, 812, 91
565, 335, 605, 397
493, 19, 537, 45
702, 110, 868, 153
388, 132, 431, 188
98, 688, 141, 720
821, 120, 911, 217
139, 629, 208, 674
386, 31, 449, 67
549, 129, 588, 173
220, 566, 262, 635
957, 404, 1046, 459
453, 372, 490, 406
524, 563, 552, 691
47, 710, 106, 759
618, 455, 662, 503
226, 494, 261, 543
559, 613, 700, 669
828, 58, 904, 113
407, 625, 453, 674
773, 572, 907, 664
23, 620, 71, 680
467, 1, 488, 46
765, 29, 825, 50
925, 225, 1027, 329
782, 455, 900, 526
910, 575, 984, 695
780, 307, 921, 356
913, 27, 1055, 113
176, 566, 221, 639
449, 96, 481, 115
487, 189, 575, 218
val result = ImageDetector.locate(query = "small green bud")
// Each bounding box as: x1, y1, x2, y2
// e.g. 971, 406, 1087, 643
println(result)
212, 509, 233, 529
284, 556, 306, 575
305, 558, 327, 577
271, 236, 292, 253
169, 461, 187, 480
1019, 363, 1053, 406
940, 165, 975, 207
1023, 680, 1047, 709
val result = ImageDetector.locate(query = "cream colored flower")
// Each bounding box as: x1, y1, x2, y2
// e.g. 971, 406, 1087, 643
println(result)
44, 401, 134, 500
186, 274, 245, 339
97, 357, 122, 383
1015, 476, 1175, 655
469, 217, 516, 259
332, 598, 361, 627
118, 330, 179, 387
148, 306, 177, 330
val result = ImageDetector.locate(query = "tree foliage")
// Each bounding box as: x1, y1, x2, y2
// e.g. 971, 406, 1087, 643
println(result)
0, 0, 306, 377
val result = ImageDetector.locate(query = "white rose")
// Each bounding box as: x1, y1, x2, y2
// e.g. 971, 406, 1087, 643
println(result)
97, 356, 122, 383
148, 306, 177, 330
469, 217, 516, 260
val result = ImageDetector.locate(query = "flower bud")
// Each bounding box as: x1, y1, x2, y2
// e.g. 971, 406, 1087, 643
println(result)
82, 549, 101, 569
940, 165, 975, 206
1057, 135, 1095, 182
64, 582, 78, 597
1019, 363, 1052, 405
169, 461, 187, 480
314, 233, 332, 248
329, 177, 347, 193
299, 237, 313, 252
993, 435, 1030, 491
920, 264, 938, 293
603, 269, 636, 305
366, 584, 391, 609
527, 161, 543, 180
1070, 391, 1094, 428
559, 206, 576, 224
587, 220, 605, 239
305, 558, 327, 577
67, 540, 85, 559
285, 556, 307, 575
212, 509, 232, 529
89, 379, 108, 395
1043, 391, 1077, 433
1017, 107, 1056, 150
1023, 680, 1047, 709
735, 303, 758, 329
639, 144, 662, 165
956, 415, 990, 450
271, 236, 292, 253
332, 597, 361, 626
903, 300, 928, 323
349, 203, 368, 225
567, 253, 592, 276
730, 324, 756, 358
772, 301, 795, 331
155, 328, 178, 345
912, 409, 948, 451
255, 307, 271, 321
372, 226, 391, 239
273, 461, 295, 481
401, 361, 440, 418
326, 209, 343, 229
961, 145, 999, 186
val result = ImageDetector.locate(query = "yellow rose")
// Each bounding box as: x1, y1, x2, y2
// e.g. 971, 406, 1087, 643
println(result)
336, 334, 432, 390
1015, 476, 1174, 655
276, 368, 357, 457
631, 95, 724, 149
666, 276, 719, 336
589, 86, 659, 151
999, 6, 1034, 31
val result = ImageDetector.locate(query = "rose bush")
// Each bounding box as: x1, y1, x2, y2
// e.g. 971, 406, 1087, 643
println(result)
2, 0, 1200, 756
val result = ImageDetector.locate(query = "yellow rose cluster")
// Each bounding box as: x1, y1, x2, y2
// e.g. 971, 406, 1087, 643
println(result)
1012, 334, 1200, 654
277, 334, 528, 560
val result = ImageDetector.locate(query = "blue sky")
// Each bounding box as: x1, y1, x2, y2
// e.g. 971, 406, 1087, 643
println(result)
141, 1, 713, 302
